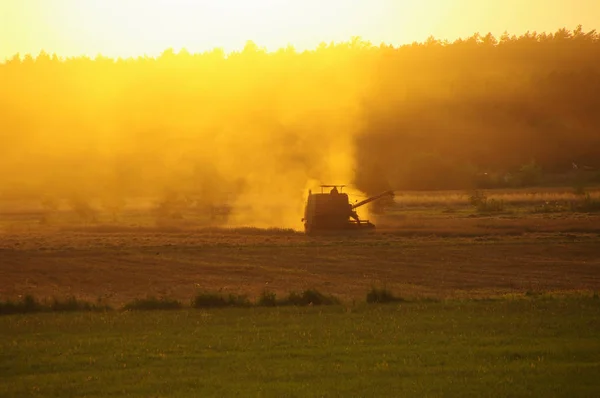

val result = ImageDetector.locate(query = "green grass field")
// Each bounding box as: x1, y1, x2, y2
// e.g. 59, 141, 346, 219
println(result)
2, 297, 599, 397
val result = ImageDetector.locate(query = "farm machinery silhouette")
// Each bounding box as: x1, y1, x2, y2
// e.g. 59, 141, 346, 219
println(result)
301, 185, 394, 235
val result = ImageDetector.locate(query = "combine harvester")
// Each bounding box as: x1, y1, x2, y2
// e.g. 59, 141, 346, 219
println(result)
301, 185, 394, 235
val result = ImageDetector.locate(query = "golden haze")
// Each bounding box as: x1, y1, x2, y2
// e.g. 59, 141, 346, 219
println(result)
2, 27, 600, 230
2, 1, 600, 59
1, 42, 372, 229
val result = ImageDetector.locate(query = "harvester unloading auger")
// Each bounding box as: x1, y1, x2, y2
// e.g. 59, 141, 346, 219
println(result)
301, 185, 394, 235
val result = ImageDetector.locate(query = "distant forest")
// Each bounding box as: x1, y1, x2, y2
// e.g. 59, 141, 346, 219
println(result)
1, 26, 599, 202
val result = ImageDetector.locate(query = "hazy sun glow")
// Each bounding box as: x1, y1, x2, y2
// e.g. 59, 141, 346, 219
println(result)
2, 0, 597, 60
54, 0, 412, 57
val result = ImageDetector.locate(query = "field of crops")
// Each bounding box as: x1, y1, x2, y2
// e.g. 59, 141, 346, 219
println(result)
2, 188, 600, 305
2, 298, 599, 397
1, 187, 599, 397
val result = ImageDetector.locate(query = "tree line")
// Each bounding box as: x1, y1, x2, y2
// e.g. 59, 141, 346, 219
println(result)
1, 25, 599, 203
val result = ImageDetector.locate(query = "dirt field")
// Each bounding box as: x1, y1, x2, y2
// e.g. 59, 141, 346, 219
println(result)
2, 194, 599, 305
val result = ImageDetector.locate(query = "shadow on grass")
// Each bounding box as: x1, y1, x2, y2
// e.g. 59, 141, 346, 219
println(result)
0, 295, 112, 315
191, 292, 252, 309
1, 289, 597, 316
256, 289, 340, 307
366, 287, 406, 304
122, 296, 183, 311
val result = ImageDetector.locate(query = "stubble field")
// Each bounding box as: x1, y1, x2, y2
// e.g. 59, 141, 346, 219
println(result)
1, 188, 600, 305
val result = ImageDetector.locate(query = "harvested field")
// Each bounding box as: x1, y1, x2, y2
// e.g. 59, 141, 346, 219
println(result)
1, 199, 599, 305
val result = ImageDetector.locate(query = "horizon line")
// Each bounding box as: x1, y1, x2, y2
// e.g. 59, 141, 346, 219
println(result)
2, 24, 596, 63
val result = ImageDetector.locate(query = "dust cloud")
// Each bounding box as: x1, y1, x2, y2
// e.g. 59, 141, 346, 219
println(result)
0, 43, 376, 230
4, 29, 599, 229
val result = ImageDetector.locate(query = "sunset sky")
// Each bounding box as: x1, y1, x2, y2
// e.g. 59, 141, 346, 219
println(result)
1, 0, 599, 60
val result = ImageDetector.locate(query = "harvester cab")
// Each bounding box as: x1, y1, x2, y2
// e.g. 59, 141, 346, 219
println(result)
301, 185, 394, 235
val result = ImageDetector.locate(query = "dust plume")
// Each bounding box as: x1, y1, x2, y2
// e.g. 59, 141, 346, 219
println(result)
0, 43, 374, 230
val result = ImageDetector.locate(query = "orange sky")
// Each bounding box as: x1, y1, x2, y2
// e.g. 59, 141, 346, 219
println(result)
1, 0, 599, 59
